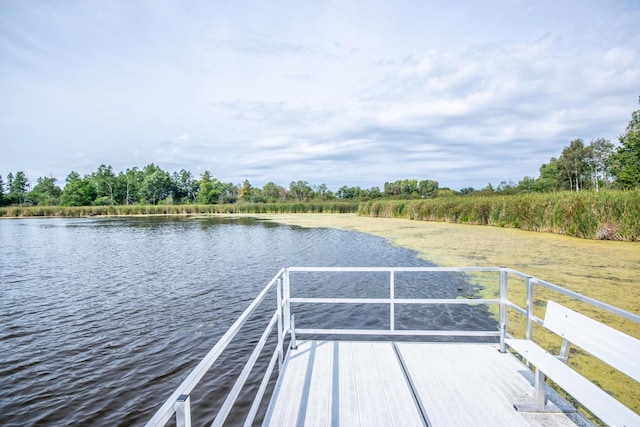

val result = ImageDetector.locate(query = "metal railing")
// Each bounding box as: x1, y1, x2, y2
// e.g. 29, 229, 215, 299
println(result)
145, 267, 640, 427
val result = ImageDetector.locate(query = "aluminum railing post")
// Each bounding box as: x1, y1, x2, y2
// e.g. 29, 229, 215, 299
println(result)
290, 314, 297, 350
390, 270, 395, 332
283, 269, 291, 333
499, 268, 508, 353
175, 394, 191, 427
276, 278, 284, 371
526, 276, 533, 340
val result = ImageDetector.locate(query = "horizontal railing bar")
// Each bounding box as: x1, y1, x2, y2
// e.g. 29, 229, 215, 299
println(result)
291, 297, 388, 304
244, 346, 281, 427
396, 298, 500, 305
505, 300, 527, 316
290, 297, 501, 305
509, 272, 640, 324
295, 328, 500, 337
506, 300, 543, 327
212, 311, 279, 427
145, 268, 285, 427
288, 266, 501, 273
504, 300, 545, 325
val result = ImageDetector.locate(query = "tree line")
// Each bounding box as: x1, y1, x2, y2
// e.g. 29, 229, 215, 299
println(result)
1, 102, 639, 207
459, 102, 640, 195
0, 163, 443, 207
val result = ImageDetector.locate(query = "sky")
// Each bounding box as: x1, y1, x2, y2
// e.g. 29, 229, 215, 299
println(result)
1, 0, 639, 192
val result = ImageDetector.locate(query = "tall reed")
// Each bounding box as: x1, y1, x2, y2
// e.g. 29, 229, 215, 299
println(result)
0, 202, 360, 218
358, 190, 640, 241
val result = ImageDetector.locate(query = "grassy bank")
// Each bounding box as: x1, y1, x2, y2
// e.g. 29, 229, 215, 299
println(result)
358, 190, 640, 241
257, 213, 639, 416
0, 201, 359, 217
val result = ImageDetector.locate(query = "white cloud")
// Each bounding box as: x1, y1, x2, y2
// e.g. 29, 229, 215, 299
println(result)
1, 1, 639, 190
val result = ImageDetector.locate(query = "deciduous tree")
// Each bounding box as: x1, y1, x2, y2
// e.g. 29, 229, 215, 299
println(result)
29, 177, 62, 205
239, 180, 253, 201
139, 164, 173, 204
418, 180, 439, 198
172, 169, 198, 203
558, 139, 589, 192
61, 171, 97, 206
537, 158, 561, 191
115, 168, 142, 205
262, 182, 284, 202
289, 180, 312, 201
92, 164, 116, 205
586, 138, 614, 191
610, 106, 640, 189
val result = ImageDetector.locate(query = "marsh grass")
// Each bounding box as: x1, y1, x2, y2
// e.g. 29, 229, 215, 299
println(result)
358, 190, 640, 241
0, 202, 359, 217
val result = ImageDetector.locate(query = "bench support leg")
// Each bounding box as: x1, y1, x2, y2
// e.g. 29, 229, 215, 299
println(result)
514, 368, 576, 413
535, 369, 546, 410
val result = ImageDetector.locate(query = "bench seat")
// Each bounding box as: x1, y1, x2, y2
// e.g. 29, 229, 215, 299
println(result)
506, 338, 640, 427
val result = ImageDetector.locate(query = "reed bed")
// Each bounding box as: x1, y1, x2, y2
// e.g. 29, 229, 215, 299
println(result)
358, 190, 640, 241
0, 202, 360, 218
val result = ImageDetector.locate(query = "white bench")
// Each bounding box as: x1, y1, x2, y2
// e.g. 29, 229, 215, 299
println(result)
506, 300, 640, 427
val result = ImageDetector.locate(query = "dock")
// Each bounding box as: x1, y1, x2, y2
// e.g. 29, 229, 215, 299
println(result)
264, 341, 586, 426
144, 267, 640, 427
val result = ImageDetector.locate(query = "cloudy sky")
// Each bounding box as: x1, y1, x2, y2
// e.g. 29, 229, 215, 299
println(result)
1, 1, 639, 191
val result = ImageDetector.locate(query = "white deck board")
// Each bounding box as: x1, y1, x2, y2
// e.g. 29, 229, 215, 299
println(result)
264, 341, 590, 427
263, 341, 424, 427
397, 343, 535, 426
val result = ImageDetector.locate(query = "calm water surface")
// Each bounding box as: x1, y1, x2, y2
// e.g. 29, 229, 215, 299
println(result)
0, 217, 495, 426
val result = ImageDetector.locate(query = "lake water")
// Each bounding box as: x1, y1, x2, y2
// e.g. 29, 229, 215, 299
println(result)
0, 216, 495, 426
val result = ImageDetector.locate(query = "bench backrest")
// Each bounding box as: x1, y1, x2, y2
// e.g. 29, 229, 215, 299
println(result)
543, 300, 640, 382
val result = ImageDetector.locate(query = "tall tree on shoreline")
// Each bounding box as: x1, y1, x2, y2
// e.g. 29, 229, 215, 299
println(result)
558, 139, 588, 192
8, 171, 30, 204
92, 164, 117, 205
29, 177, 62, 205
61, 172, 96, 206
0, 175, 4, 206
586, 138, 614, 191
610, 102, 640, 189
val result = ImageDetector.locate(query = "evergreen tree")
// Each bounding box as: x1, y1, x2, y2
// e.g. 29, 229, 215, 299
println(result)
0, 174, 4, 206
8, 171, 29, 204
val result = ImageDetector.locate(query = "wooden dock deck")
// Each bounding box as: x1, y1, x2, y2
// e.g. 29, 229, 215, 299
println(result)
263, 341, 590, 427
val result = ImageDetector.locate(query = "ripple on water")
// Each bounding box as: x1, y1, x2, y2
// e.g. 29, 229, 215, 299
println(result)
0, 217, 495, 426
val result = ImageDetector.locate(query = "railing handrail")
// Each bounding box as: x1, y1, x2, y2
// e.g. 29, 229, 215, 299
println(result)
145, 266, 639, 427
144, 268, 286, 427
503, 267, 640, 324
288, 266, 501, 272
